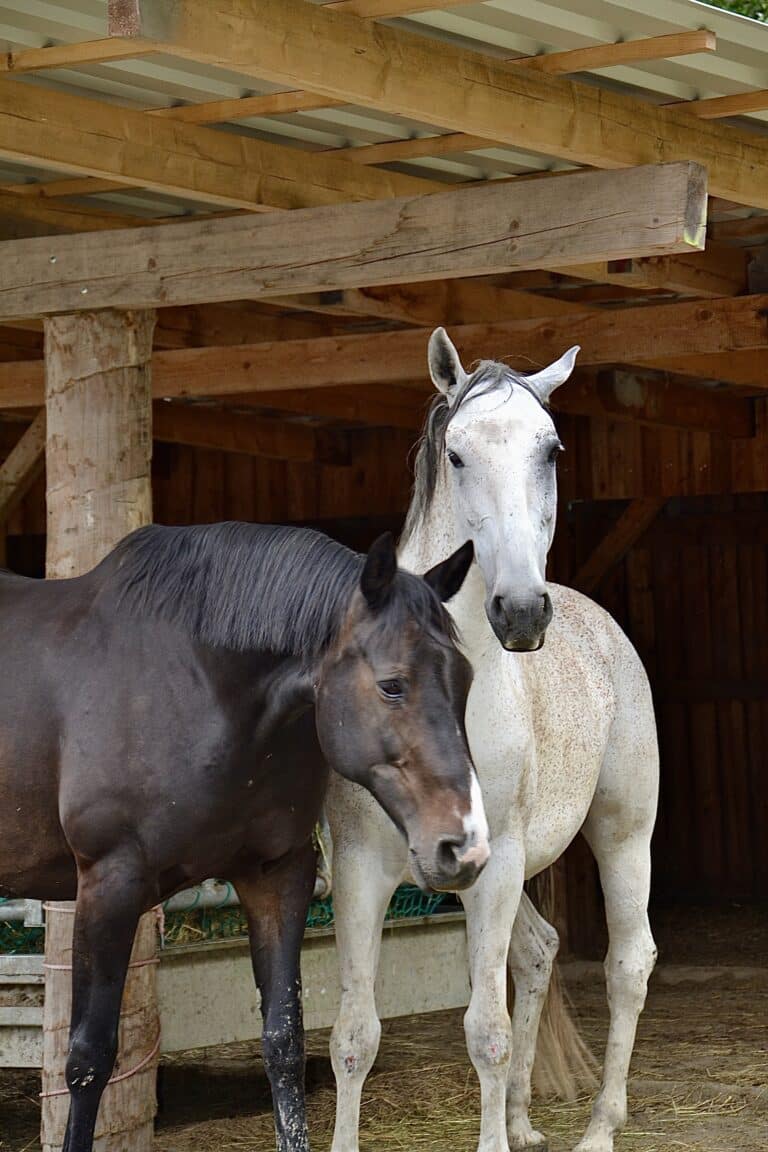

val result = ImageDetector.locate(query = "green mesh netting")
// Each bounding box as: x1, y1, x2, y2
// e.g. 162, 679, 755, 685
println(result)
0, 885, 450, 954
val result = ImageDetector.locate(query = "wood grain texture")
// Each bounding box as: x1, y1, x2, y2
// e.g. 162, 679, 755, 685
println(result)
571, 497, 665, 594
518, 31, 717, 75
0, 76, 431, 213
108, 0, 768, 208
0, 162, 707, 320
0, 410, 45, 523
42, 308, 159, 1152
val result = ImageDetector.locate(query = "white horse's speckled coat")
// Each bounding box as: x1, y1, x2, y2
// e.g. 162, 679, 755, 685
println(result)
327, 332, 659, 1152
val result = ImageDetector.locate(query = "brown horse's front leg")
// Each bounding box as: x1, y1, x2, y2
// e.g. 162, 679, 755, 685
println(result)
62, 851, 151, 1152
233, 840, 317, 1152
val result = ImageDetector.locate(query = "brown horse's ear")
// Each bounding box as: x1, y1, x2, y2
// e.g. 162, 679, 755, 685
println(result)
423, 540, 474, 603
361, 532, 398, 610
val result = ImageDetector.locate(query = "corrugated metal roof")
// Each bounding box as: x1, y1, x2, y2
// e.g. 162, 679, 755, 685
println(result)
0, 0, 767, 219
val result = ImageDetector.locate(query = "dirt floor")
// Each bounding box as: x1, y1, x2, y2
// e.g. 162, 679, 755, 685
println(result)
1, 907, 766, 1151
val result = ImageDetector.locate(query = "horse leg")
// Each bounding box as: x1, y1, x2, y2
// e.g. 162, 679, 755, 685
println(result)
573, 821, 656, 1152
233, 841, 317, 1152
505, 892, 558, 1150
329, 830, 404, 1152
62, 853, 150, 1152
460, 833, 525, 1152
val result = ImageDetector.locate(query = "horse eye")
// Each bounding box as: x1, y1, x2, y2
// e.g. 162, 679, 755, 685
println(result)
447, 450, 465, 470
548, 442, 563, 465
378, 678, 405, 701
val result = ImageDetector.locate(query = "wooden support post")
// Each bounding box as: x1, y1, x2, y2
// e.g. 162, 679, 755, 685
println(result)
41, 309, 158, 1152
571, 498, 666, 596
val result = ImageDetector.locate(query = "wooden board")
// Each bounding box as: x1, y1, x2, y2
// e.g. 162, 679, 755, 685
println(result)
0, 76, 431, 214
0, 163, 707, 321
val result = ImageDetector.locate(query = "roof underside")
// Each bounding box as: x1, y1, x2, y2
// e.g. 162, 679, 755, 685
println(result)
0, 0, 767, 222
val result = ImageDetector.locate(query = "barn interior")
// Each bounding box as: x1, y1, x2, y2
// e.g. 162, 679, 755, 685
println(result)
0, 1, 767, 1150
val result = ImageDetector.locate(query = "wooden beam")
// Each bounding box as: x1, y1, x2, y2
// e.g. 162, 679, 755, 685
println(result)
151, 90, 345, 125
0, 410, 45, 523
518, 31, 717, 75
561, 245, 748, 299
0, 77, 432, 214
2, 294, 768, 407
333, 133, 495, 164
0, 188, 170, 234
152, 401, 336, 462
0, 163, 707, 320
0, 37, 158, 73
322, 0, 478, 15
571, 498, 666, 594
674, 90, 768, 121
232, 385, 427, 430
109, 0, 768, 210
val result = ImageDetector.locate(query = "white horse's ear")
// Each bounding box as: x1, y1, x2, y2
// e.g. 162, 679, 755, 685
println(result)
526, 345, 580, 403
428, 327, 467, 403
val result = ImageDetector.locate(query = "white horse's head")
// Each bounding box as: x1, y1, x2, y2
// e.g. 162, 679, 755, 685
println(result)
422, 327, 579, 652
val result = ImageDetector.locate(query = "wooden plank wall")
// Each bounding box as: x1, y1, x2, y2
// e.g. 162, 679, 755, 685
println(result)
554, 493, 768, 956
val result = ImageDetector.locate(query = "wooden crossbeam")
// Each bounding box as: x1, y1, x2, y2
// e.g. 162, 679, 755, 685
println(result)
152, 402, 338, 462
109, 0, 768, 209
0, 410, 45, 524
562, 246, 748, 299
517, 31, 716, 75
2, 295, 768, 409
0, 37, 159, 73
571, 498, 666, 594
323, 0, 478, 15
676, 90, 768, 121
0, 77, 432, 214
333, 133, 496, 165
0, 163, 706, 321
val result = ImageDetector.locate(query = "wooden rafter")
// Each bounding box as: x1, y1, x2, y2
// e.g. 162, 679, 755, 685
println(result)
675, 90, 768, 121
0, 37, 159, 73
108, 0, 768, 209
0, 163, 706, 321
0, 77, 433, 214
571, 498, 666, 595
0, 410, 45, 524
152, 403, 340, 462
517, 31, 717, 75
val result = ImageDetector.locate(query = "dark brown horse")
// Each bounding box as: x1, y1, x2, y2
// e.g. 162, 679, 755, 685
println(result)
0, 522, 489, 1152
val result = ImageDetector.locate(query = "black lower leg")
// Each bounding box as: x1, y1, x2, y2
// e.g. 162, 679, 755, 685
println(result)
234, 841, 317, 1152
62, 856, 149, 1152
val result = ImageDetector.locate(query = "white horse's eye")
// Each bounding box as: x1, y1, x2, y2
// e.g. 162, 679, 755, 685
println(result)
447, 450, 465, 470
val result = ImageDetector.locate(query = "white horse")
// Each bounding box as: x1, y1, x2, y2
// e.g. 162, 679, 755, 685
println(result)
326, 329, 659, 1152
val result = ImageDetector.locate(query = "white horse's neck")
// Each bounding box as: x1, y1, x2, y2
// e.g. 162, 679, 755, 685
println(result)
398, 483, 493, 655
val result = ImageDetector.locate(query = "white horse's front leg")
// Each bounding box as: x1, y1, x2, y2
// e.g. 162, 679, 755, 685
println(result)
328, 789, 406, 1152
461, 834, 525, 1152
574, 825, 656, 1152
505, 891, 558, 1149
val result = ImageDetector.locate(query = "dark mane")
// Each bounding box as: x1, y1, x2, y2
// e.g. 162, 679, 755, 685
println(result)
401, 360, 546, 544
97, 522, 454, 658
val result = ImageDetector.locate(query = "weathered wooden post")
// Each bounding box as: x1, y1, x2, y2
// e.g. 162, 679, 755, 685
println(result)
41, 309, 160, 1152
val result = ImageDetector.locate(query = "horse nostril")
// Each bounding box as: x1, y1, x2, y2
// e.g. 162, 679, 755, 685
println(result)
436, 833, 468, 875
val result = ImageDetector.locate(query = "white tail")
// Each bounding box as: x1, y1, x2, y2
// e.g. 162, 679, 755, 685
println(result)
525, 867, 599, 1100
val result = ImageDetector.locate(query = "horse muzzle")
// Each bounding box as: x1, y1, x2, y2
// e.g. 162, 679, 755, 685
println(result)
487, 590, 553, 652
410, 827, 490, 893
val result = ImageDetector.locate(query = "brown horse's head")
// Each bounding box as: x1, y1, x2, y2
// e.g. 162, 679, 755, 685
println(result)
315, 533, 489, 892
